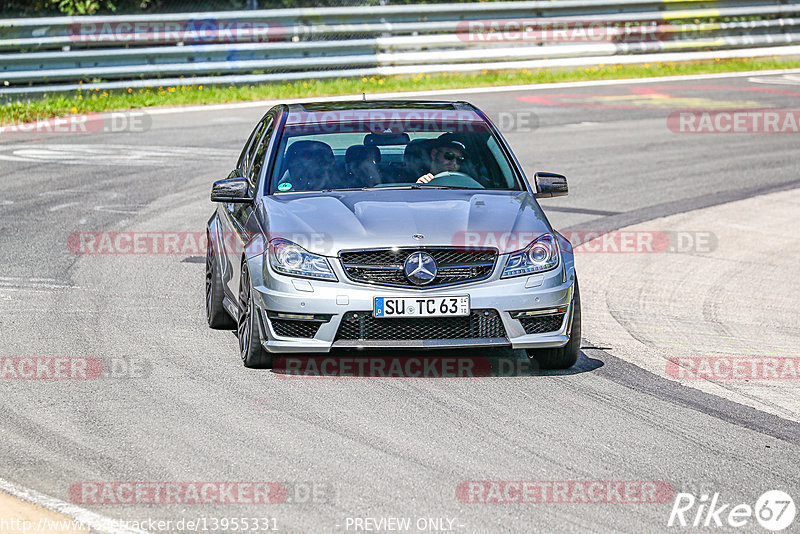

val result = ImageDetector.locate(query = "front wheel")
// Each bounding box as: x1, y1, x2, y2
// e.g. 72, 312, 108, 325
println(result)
526, 279, 581, 370
238, 263, 274, 369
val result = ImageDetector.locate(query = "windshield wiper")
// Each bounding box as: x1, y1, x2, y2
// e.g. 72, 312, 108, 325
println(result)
359, 184, 420, 190
414, 184, 471, 189
361, 184, 470, 190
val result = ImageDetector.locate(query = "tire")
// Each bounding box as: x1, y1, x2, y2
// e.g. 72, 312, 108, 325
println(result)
526, 279, 582, 370
238, 263, 274, 369
206, 233, 236, 330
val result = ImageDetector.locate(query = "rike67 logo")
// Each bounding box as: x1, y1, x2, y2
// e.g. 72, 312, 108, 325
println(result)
668, 490, 796, 531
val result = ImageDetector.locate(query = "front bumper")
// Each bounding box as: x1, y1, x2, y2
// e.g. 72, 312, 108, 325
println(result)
247, 255, 576, 353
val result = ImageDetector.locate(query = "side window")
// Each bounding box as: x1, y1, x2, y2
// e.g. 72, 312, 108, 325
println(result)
486, 136, 516, 189
249, 117, 275, 189
237, 119, 265, 174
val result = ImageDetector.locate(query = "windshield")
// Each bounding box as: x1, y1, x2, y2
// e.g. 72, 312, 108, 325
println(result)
267, 109, 523, 194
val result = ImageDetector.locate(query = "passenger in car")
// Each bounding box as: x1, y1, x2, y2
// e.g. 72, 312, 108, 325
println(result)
282, 140, 340, 191
345, 145, 382, 188
402, 139, 433, 181
381, 139, 433, 184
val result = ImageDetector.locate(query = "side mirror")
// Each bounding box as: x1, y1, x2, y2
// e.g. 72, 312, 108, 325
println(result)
531, 172, 568, 198
211, 177, 253, 203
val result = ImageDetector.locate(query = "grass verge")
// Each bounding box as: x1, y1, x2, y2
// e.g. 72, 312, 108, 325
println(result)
2, 56, 800, 125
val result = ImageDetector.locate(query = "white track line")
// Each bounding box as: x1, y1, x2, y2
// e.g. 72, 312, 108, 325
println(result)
0, 476, 148, 534
48, 201, 80, 212
140, 67, 800, 116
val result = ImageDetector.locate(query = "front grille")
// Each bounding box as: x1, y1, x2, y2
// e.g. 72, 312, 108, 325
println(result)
339, 247, 496, 288
518, 313, 566, 335
270, 319, 322, 338
334, 309, 506, 341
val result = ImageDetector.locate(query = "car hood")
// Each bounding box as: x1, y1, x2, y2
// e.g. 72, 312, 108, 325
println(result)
258, 189, 553, 256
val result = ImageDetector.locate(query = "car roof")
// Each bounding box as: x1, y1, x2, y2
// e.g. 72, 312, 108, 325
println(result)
287, 100, 474, 113
282, 100, 486, 127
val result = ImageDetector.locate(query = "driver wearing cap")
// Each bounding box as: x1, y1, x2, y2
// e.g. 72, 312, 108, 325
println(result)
416, 133, 467, 184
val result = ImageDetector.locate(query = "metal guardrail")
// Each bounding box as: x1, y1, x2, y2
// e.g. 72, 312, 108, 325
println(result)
1, 0, 799, 95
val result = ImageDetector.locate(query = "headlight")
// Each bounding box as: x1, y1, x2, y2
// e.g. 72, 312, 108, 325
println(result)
268, 239, 337, 281
501, 233, 559, 278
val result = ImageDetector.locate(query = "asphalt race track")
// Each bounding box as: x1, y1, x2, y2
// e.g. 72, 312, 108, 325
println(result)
1, 70, 799, 533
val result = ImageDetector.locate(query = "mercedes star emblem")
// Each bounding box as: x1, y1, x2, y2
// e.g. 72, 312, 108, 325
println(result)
403, 252, 437, 285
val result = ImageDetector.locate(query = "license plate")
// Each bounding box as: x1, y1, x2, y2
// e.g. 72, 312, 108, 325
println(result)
373, 296, 470, 318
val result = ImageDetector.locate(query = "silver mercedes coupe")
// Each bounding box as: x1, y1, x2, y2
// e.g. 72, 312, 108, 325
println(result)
206, 100, 580, 369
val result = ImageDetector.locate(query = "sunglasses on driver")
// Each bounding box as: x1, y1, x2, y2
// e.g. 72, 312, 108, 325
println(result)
440, 151, 466, 163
